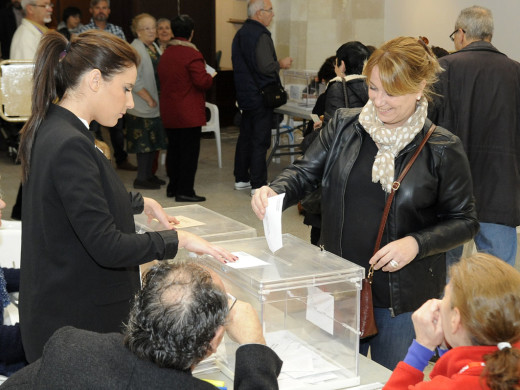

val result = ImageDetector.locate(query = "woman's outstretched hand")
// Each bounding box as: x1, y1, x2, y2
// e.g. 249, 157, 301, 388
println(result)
143, 197, 180, 229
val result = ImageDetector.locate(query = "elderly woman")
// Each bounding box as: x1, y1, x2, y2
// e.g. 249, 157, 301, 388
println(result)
384, 254, 520, 389
125, 13, 167, 190
17, 30, 236, 363
252, 37, 479, 370
156, 17, 173, 54
158, 15, 214, 202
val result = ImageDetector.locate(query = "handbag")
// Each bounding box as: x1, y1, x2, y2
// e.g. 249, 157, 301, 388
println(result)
237, 34, 287, 109
360, 123, 437, 339
260, 82, 288, 108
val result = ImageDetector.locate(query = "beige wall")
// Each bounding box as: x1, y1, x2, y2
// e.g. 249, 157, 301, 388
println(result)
216, 1, 520, 71
216, 0, 385, 71
215, 0, 247, 69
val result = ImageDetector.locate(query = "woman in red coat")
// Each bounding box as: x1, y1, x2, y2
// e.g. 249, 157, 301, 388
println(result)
384, 253, 520, 389
158, 15, 215, 202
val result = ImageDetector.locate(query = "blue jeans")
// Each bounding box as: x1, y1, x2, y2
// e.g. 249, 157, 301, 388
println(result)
447, 223, 517, 275
359, 308, 415, 370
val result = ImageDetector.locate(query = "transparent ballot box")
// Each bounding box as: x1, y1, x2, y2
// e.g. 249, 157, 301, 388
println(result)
201, 234, 364, 389
282, 69, 318, 107
134, 204, 257, 243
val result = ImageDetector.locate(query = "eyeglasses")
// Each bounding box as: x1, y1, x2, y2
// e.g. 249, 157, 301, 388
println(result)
30, 3, 54, 9
449, 28, 465, 42
139, 27, 156, 32
227, 292, 237, 313
261, 8, 273, 13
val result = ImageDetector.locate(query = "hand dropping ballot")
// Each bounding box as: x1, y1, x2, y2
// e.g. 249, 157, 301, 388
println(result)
263, 193, 285, 253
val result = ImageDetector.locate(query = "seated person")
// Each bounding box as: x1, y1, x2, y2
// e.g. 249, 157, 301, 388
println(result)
0, 268, 26, 377
2, 262, 283, 389
384, 253, 520, 389
0, 196, 26, 376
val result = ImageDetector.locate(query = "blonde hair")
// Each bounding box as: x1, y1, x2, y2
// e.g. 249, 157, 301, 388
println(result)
131, 13, 156, 38
363, 36, 442, 102
449, 253, 520, 390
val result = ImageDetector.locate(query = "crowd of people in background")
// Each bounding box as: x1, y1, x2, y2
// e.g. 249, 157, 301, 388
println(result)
0, 0, 519, 388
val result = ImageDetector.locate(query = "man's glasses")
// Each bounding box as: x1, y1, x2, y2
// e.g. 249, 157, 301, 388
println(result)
261, 8, 273, 13
30, 3, 54, 9
227, 292, 237, 313
449, 28, 465, 42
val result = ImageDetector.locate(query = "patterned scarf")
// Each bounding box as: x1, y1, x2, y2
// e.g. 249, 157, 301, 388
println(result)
0, 268, 10, 309
358, 97, 428, 193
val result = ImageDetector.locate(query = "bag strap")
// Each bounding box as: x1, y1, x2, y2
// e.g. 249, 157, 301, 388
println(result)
367, 123, 437, 281
340, 78, 349, 108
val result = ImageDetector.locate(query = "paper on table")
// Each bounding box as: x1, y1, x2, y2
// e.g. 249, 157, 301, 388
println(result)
171, 215, 205, 229
225, 251, 270, 269
263, 193, 285, 253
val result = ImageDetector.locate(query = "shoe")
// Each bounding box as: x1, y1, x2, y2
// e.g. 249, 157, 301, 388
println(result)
117, 160, 137, 171
175, 194, 206, 202
133, 178, 160, 189
250, 188, 257, 196
234, 181, 251, 190
149, 175, 166, 185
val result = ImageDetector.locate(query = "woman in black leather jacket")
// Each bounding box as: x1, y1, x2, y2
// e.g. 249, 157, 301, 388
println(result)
252, 37, 479, 370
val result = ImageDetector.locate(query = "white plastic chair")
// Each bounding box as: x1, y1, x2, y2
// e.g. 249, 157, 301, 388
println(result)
201, 102, 222, 168
0, 60, 34, 122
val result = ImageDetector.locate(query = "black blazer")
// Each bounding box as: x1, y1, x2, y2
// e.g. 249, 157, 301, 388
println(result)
2, 327, 283, 389
20, 105, 180, 363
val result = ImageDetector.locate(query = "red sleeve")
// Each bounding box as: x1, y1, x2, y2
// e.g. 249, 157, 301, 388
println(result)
187, 53, 213, 91
383, 361, 424, 390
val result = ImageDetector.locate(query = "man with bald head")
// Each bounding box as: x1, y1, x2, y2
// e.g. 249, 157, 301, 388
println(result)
232, 0, 292, 196
2, 262, 282, 389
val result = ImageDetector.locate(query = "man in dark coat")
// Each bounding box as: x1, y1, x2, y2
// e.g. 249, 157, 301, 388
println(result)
2, 262, 283, 389
430, 5, 520, 267
232, 0, 292, 195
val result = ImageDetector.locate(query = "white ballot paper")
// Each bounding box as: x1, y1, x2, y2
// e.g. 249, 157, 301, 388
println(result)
263, 193, 285, 253
205, 63, 216, 76
225, 251, 270, 269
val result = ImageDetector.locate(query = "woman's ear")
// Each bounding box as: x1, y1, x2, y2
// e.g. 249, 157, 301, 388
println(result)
87, 69, 102, 92
340, 60, 346, 74
419, 79, 427, 94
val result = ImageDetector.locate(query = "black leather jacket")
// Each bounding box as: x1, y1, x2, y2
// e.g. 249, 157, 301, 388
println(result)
270, 109, 479, 315
323, 76, 368, 125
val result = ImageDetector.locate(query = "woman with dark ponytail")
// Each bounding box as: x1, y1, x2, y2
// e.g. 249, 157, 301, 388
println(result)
384, 253, 520, 389
17, 30, 236, 363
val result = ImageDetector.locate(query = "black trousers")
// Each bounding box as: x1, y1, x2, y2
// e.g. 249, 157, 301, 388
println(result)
233, 105, 273, 189
165, 127, 202, 197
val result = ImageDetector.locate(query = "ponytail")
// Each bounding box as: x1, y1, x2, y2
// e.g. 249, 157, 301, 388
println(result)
449, 254, 520, 390
19, 31, 67, 183
483, 346, 520, 390
18, 30, 139, 183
